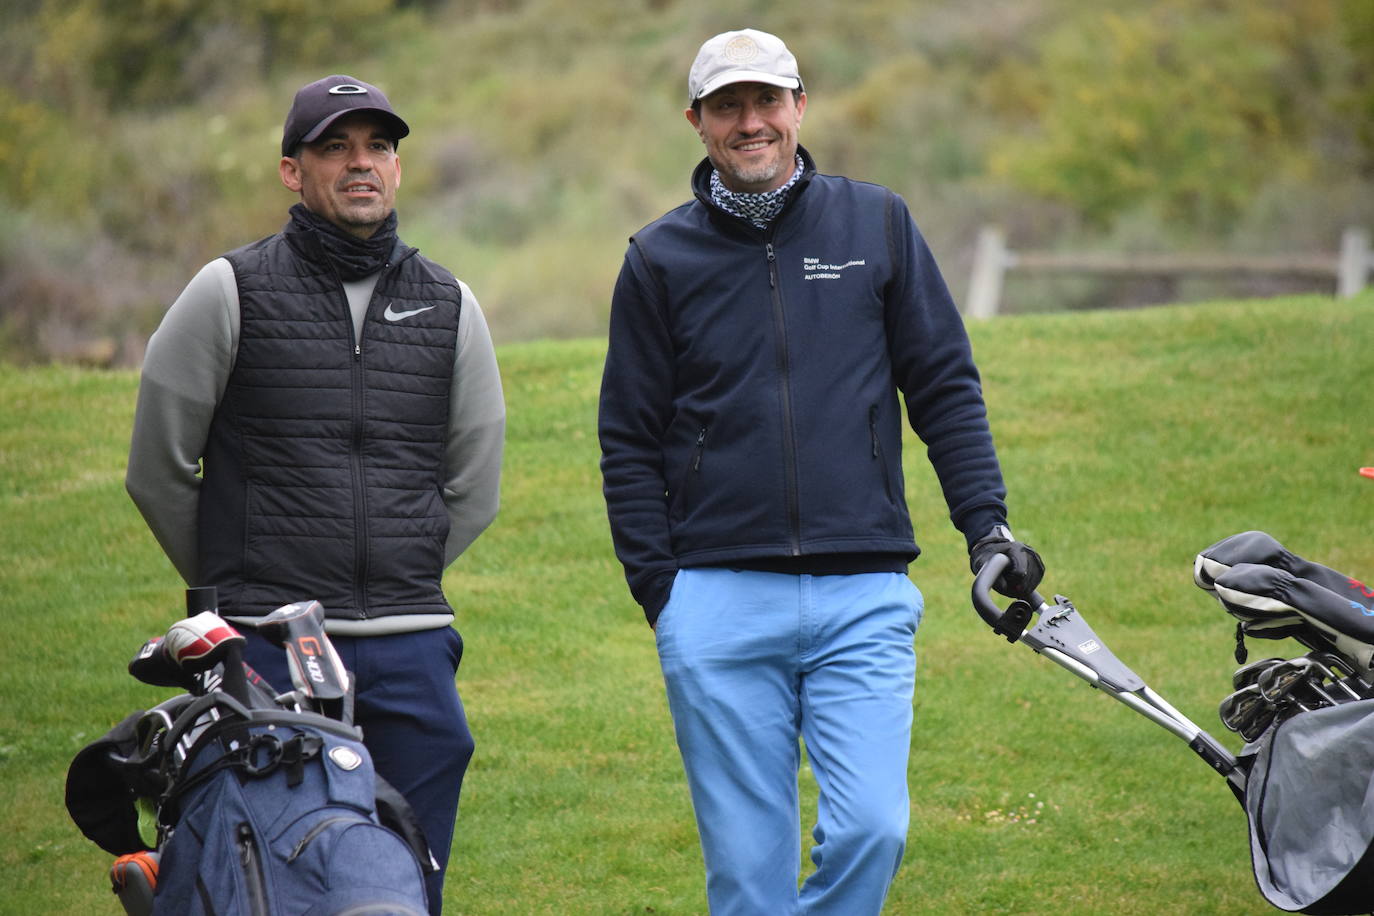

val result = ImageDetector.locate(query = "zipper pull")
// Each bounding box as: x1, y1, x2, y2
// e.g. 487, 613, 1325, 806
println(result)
237, 823, 255, 863
766, 243, 776, 289
354, 343, 361, 360
693, 428, 706, 470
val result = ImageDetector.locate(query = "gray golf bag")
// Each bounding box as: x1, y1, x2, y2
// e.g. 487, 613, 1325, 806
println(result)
1196, 530, 1374, 914
974, 530, 1374, 915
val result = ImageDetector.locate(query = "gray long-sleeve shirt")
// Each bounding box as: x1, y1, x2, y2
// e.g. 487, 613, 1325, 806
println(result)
126, 257, 506, 635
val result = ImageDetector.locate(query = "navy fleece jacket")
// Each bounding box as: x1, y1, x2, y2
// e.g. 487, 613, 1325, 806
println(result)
599, 148, 1007, 623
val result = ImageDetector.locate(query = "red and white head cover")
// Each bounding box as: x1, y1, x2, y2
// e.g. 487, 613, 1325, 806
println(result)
163, 611, 245, 671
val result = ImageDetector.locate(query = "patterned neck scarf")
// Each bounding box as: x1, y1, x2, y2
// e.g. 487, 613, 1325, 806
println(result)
709, 155, 805, 228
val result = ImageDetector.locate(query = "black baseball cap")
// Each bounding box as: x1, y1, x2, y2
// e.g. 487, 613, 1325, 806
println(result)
281, 74, 410, 157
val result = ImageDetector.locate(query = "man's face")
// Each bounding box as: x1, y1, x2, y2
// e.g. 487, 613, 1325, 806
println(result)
278, 112, 402, 239
686, 82, 806, 194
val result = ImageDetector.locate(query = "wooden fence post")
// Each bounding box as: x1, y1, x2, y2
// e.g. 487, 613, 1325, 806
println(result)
1338, 227, 1371, 298
966, 225, 1368, 310
966, 226, 1009, 319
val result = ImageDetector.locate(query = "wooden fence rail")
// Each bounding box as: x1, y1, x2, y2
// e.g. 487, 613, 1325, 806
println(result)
964, 226, 1372, 319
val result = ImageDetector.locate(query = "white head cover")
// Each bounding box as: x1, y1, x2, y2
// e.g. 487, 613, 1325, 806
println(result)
688, 29, 803, 103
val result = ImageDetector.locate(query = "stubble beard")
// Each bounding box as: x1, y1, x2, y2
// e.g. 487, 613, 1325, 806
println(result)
333, 188, 392, 235
337, 202, 389, 230
728, 160, 780, 188
332, 168, 392, 226
717, 141, 796, 193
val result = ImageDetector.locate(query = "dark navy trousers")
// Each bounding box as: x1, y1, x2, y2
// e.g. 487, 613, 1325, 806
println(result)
241, 626, 473, 916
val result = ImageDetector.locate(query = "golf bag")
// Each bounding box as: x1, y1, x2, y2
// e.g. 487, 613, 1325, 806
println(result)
1196, 531, 1374, 915
972, 531, 1374, 915
66, 594, 433, 916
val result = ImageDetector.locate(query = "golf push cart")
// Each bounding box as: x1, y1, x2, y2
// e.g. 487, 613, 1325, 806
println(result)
973, 530, 1374, 914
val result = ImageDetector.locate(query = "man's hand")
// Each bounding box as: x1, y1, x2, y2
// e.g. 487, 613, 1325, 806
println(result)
969, 526, 1045, 599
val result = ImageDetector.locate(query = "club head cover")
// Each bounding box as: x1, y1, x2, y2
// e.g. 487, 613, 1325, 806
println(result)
257, 600, 349, 701
128, 637, 193, 689
162, 611, 245, 674
256, 599, 327, 648
110, 850, 160, 906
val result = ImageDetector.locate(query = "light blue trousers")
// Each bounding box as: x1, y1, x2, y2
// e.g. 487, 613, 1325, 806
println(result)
655, 568, 923, 916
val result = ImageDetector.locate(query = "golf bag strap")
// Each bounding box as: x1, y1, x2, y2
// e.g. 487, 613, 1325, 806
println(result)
159, 723, 325, 827
159, 691, 255, 768
374, 775, 440, 874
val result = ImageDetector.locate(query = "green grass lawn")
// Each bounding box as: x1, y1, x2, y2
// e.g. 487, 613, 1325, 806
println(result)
2, 294, 1370, 914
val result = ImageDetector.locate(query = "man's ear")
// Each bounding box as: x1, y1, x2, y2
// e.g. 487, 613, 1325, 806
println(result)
684, 107, 704, 141
279, 156, 303, 193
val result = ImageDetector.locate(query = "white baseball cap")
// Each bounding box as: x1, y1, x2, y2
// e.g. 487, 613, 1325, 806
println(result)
688, 29, 803, 103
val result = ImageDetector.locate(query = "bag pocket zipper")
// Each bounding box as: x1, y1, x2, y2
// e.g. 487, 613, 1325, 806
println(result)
237, 823, 270, 916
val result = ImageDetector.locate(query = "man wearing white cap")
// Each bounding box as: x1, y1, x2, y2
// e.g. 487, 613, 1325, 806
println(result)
598, 29, 1043, 914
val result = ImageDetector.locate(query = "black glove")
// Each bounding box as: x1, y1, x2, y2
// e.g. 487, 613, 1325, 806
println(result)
969, 526, 1045, 599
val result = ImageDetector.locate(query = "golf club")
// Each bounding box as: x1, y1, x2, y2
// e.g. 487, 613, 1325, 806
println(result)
1231, 656, 1285, 691
1219, 684, 1276, 742
1307, 651, 1371, 700
256, 600, 350, 720
1252, 659, 1344, 723
128, 636, 194, 690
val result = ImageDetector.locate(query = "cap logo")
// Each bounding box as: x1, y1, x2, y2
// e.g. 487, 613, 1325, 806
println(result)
328, 84, 370, 96
723, 36, 761, 63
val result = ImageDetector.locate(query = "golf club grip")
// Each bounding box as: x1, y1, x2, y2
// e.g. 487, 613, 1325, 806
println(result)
218, 642, 252, 707
185, 586, 219, 617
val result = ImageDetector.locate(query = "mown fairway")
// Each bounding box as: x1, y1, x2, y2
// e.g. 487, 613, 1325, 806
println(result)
2, 294, 1370, 914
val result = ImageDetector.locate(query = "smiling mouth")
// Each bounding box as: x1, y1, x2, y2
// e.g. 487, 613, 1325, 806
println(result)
341, 181, 379, 195
733, 139, 773, 152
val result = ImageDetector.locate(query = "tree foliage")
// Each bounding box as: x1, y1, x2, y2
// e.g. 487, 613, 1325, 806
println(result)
34, 0, 401, 108
988, 0, 1365, 228
1, 0, 1371, 363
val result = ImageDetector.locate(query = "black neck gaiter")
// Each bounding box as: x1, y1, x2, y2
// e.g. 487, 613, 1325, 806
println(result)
288, 203, 398, 281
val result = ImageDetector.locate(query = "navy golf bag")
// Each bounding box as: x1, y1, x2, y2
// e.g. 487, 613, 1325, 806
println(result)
66, 594, 433, 916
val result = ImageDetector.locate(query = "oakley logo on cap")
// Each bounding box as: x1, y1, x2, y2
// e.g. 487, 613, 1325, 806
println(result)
328, 84, 370, 96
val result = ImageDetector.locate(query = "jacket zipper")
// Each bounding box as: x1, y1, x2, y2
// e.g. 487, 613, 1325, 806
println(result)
236, 823, 270, 915
766, 240, 803, 555
340, 270, 372, 619
320, 237, 412, 619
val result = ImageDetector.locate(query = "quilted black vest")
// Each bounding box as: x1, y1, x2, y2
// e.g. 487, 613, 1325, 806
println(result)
200, 222, 461, 620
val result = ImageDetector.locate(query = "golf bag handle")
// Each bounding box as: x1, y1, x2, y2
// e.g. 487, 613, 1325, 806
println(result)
971, 553, 1047, 643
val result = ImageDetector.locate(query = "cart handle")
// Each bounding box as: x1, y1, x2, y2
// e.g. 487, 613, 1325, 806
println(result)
971, 552, 1048, 643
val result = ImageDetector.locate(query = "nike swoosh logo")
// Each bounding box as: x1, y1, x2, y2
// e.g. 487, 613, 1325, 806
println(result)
383, 303, 437, 322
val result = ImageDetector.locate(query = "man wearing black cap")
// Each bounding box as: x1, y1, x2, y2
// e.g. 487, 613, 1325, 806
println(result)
127, 75, 505, 915
598, 30, 1043, 914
